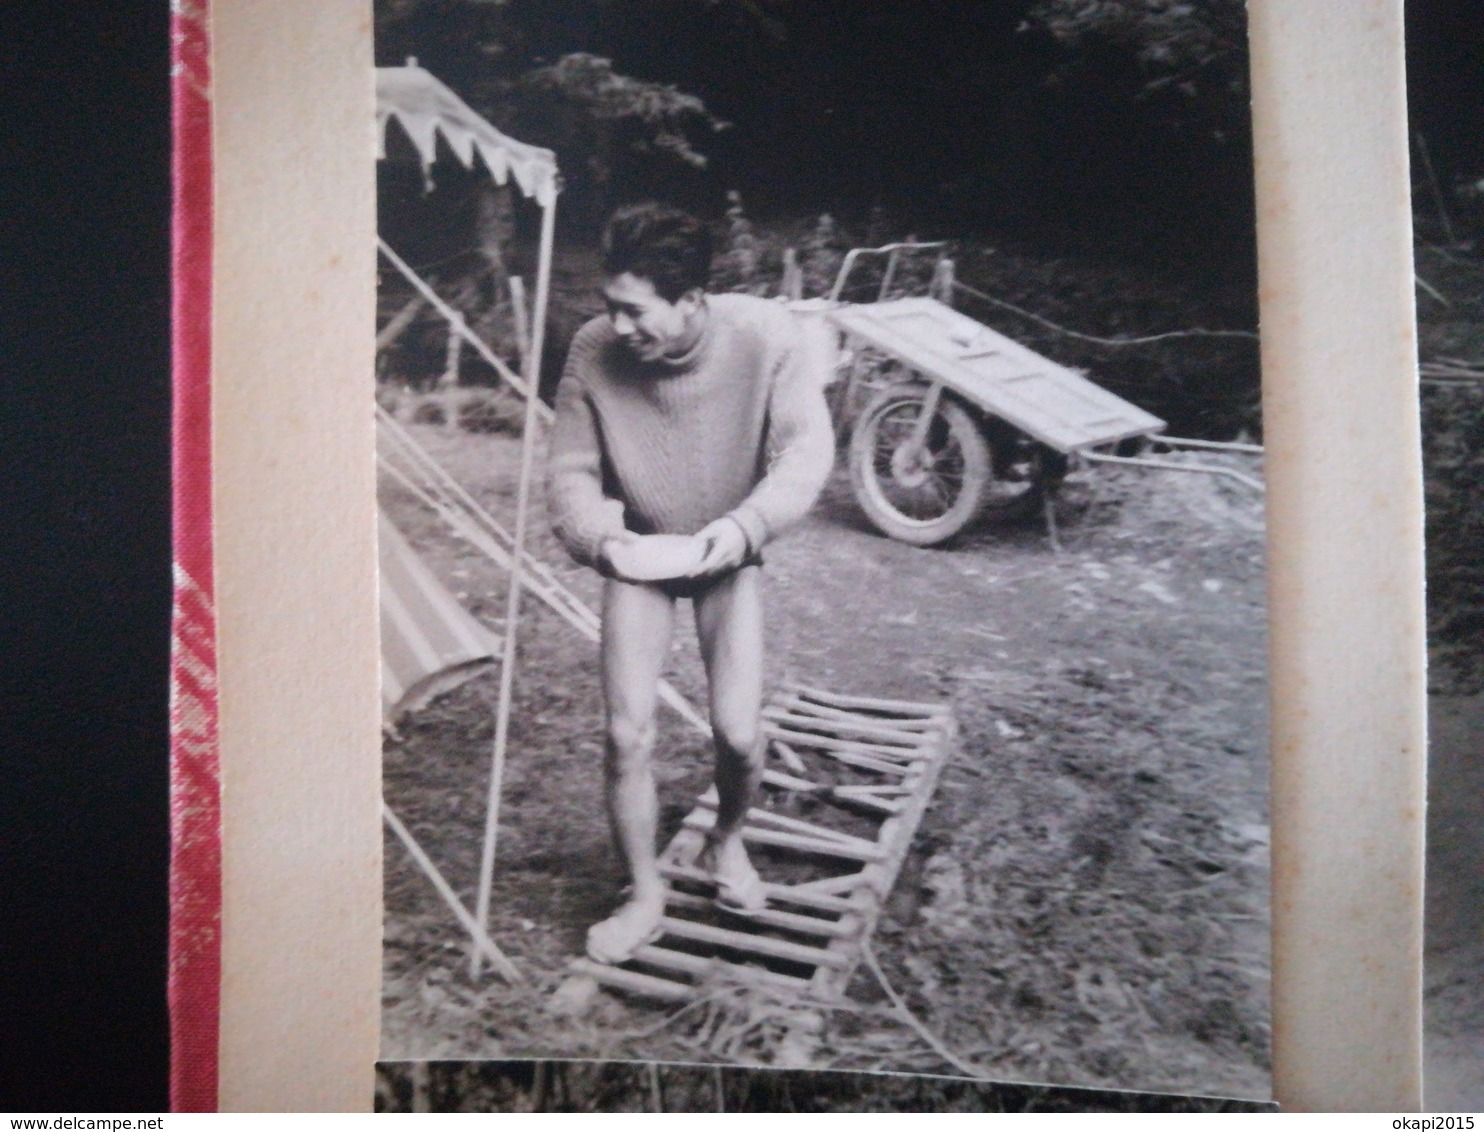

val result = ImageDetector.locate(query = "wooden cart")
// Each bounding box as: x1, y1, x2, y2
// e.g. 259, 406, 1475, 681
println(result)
811, 244, 1262, 546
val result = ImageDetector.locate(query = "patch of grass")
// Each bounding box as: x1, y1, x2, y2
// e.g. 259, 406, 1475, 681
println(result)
387, 387, 528, 437
376, 1059, 1275, 1113
458, 387, 526, 436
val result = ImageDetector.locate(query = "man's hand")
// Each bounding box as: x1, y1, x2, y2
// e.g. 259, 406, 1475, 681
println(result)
597, 531, 642, 581
690, 516, 750, 578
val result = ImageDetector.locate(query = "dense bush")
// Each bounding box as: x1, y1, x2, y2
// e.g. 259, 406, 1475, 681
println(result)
707, 197, 1261, 438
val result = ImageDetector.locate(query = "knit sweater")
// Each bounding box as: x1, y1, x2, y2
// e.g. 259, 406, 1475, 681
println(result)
546, 293, 835, 571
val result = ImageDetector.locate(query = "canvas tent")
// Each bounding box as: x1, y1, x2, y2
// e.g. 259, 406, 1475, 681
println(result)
379, 510, 500, 721
375, 61, 558, 723
377, 61, 558, 208
376, 61, 559, 982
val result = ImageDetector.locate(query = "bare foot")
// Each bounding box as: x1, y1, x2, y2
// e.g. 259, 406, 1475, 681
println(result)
702, 837, 767, 914
585, 894, 665, 964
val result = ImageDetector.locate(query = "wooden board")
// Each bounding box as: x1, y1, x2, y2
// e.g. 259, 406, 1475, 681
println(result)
569, 685, 957, 1006
828, 296, 1166, 453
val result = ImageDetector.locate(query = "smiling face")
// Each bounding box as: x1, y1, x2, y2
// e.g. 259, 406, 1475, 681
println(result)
602, 272, 706, 363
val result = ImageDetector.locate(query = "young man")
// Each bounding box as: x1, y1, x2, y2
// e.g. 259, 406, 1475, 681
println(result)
547, 202, 835, 964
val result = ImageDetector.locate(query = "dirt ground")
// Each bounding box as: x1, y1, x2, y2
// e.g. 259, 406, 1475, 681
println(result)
380, 422, 1272, 1100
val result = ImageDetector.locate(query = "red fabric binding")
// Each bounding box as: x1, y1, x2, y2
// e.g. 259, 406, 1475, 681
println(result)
169, 0, 220, 1112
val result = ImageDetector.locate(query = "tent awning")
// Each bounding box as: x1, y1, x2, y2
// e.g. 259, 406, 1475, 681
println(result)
376, 62, 558, 207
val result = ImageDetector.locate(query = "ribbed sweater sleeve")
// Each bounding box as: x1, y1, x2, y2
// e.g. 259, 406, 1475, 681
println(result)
546, 328, 627, 570
725, 320, 836, 553
546, 298, 835, 571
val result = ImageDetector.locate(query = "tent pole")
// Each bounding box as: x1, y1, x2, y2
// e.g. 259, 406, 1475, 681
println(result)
383, 804, 521, 984
471, 194, 557, 978
377, 237, 553, 423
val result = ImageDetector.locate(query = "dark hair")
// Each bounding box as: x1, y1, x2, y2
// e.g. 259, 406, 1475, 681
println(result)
601, 201, 713, 303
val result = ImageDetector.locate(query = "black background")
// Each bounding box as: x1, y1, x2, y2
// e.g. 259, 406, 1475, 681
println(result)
2, 0, 172, 1112
0, 0, 1477, 1113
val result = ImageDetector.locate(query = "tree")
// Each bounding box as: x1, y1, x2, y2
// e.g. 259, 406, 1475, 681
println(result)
1007, 0, 1255, 263
1023, 0, 1248, 103
513, 52, 725, 223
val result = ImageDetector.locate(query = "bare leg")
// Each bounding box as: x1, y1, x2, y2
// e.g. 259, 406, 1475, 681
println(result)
588, 577, 676, 963
693, 565, 767, 911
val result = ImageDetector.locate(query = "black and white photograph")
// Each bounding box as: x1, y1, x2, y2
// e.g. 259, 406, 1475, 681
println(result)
1410, 0, 1484, 1107
373, 1058, 1276, 1113
373, 0, 1274, 1099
